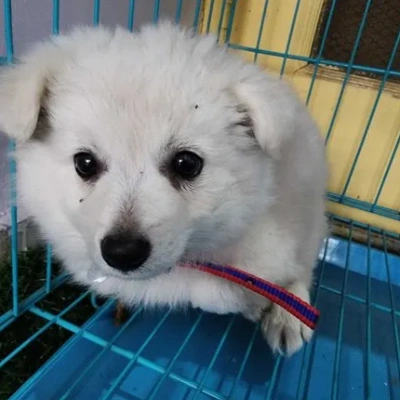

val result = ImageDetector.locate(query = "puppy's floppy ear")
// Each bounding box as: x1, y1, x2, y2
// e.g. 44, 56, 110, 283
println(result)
0, 41, 60, 143
234, 74, 298, 159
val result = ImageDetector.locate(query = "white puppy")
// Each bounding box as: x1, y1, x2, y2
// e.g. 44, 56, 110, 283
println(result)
0, 22, 327, 355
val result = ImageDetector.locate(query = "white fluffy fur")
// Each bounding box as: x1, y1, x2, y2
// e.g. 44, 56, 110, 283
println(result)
0, 22, 327, 355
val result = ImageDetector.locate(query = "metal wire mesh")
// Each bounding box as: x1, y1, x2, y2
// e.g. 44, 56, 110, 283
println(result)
314, 0, 400, 79
0, 1, 400, 399
3, 214, 400, 399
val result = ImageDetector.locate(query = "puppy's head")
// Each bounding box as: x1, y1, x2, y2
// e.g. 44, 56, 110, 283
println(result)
0, 23, 296, 282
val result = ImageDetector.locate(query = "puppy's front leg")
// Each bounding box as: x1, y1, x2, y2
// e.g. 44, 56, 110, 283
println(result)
260, 281, 313, 356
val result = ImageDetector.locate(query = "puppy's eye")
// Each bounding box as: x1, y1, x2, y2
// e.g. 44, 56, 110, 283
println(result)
171, 151, 203, 179
74, 152, 98, 180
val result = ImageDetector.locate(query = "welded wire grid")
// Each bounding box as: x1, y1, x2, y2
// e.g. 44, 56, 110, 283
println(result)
313, 0, 400, 76
4, 213, 400, 399
0, 0, 399, 399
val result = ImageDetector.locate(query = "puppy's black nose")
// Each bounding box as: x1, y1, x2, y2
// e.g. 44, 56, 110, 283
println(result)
100, 233, 151, 272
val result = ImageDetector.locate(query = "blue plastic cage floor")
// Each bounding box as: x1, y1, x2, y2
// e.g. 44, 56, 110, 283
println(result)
8, 233, 400, 400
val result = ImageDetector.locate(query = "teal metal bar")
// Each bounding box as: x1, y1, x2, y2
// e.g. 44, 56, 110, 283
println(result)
340, 28, 400, 199
90, 292, 101, 309
371, 132, 400, 211
0, 313, 17, 332
226, 45, 400, 78
0, 292, 90, 369
319, 284, 400, 318
205, 0, 215, 33
296, 221, 333, 400
27, 306, 235, 399
100, 310, 174, 399
13, 300, 116, 395
383, 233, 400, 382
191, 315, 237, 399
193, 0, 202, 29
324, 0, 373, 145
306, 0, 338, 105
3, 0, 19, 319
265, 356, 283, 399
365, 228, 372, 400
0, 273, 68, 330
331, 223, 353, 400
93, 0, 100, 26
326, 192, 400, 221
217, 0, 227, 40
52, 0, 60, 34
59, 306, 144, 399
4, 0, 13, 63
48, 0, 57, 294
329, 214, 399, 239
127, 0, 135, 31
175, 0, 183, 23
9, 151, 18, 317
153, 0, 160, 24
270, 219, 335, 400
227, 323, 260, 397
253, 0, 270, 63
147, 313, 204, 400
279, 0, 301, 77
224, 0, 237, 43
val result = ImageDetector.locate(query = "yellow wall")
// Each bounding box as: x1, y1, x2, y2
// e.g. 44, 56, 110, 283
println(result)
200, 0, 400, 233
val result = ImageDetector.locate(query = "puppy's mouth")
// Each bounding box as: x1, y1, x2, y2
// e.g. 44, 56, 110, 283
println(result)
87, 264, 174, 283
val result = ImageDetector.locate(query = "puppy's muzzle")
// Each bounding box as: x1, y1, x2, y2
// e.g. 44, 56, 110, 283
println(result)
100, 232, 151, 272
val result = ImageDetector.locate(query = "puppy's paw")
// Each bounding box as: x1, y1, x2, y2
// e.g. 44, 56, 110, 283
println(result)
261, 283, 313, 356
242, 305, 264, 322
